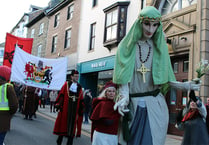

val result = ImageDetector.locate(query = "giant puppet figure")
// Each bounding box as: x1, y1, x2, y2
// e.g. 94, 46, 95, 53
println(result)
53, 70, 84, 145
113, 6, 201, 145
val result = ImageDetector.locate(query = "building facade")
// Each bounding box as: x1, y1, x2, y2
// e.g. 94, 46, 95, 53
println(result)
45, 0, 81, 76
10, 5, 44, 39
77, 0, 140, 97
26, 9, 49, 57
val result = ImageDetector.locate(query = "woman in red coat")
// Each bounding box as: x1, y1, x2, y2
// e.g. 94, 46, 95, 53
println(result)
90, 81, 121, 145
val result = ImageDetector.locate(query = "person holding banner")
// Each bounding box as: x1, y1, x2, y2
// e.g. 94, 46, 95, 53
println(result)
22, 85, 36, 120
0, 66, 18, 145
53, 70, 84, 145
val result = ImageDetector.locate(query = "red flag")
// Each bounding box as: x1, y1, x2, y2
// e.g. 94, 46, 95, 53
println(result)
3, 33, 33, 67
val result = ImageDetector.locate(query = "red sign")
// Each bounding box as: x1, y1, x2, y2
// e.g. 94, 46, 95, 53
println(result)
3, 33, 33, 67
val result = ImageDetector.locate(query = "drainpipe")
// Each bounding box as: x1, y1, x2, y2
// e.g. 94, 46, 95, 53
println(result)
178, 0, 182, 10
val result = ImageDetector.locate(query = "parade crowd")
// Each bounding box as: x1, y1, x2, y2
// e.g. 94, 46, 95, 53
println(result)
1, 6, 209, 145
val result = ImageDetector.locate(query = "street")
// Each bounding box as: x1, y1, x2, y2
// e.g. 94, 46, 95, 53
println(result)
4, 112, 91, 145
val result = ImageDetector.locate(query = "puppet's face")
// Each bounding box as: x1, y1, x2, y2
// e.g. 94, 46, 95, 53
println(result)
141, 20, 159, 40
105, 87, 116, 100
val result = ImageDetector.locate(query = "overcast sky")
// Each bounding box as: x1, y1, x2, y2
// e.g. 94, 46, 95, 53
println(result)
0, 0, 49, 43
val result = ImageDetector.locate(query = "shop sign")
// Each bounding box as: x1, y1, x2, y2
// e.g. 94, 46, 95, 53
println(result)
91, 61, 106, 68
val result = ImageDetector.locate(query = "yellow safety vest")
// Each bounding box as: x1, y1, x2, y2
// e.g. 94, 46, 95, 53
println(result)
0, 83, 10, 111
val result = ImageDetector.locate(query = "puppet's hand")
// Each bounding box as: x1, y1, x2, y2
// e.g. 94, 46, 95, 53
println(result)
114, 95, 129, 116
184, 81, 201, 91
192, 78, 202, 84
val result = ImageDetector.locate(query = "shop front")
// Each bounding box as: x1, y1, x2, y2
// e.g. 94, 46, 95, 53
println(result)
78, 55, 115, 98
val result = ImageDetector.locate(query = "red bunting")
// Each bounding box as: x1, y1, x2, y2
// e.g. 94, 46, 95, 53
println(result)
3, 33, 33, 67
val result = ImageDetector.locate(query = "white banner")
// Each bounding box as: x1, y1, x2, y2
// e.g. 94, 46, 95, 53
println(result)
11, 45, 67, 90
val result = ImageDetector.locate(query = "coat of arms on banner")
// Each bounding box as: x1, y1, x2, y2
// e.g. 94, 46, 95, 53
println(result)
24, 60, 53, 85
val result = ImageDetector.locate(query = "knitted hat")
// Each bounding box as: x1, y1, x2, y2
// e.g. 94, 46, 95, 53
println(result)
71, 69, 79, 75
0, 65, 11, 81
104, 81, 117, 90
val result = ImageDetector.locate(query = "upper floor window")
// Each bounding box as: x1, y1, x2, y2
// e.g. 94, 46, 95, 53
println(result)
67, 4, 74, 20
64, 29, 71, 49
89, 23, 96, 51
31, 29, 35, 38
160, 0, 197, 15
173, 61, 179, 73
103, 2, 129, 50
183, 60, 189, 72
51, 35, 58, 53
54, 14, 60, 27
92, 0, 98, 7
37, 44, 42, 57
39, 23, 44, 35
0, 49, 4, 57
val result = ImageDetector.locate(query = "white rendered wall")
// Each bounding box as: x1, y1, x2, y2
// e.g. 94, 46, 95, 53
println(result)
77, 0, 141, 63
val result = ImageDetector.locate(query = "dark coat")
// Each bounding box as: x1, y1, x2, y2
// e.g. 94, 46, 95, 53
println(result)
0, 81, 18, 133
22, 86, 36, 115
181, 117, 209, 145
205, 104, 209, 133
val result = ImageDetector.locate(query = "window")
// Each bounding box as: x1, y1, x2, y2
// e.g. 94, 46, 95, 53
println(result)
160, 0, 197, 15
31, 29, 35, 38
0, 49, 4, 57
64, 29, 71, 49
54, 14, 60, 27
37, 45, 42, 57
106, 9, 118, 41
39, 23, 44, 35
173, 62, 179, 73
89, 23, 96, 51
103, 2, 129, 50
67, 4, 74, 20
92, 0, 98, 7
183, 60, 189, 72
51, 35, 58, 53
170, 88, 177, 105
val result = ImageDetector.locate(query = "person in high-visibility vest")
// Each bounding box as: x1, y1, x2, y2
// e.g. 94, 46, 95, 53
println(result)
0, 65, 18, 145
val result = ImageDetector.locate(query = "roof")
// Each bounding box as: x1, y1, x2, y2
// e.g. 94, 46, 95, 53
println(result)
46, 0, 73, 16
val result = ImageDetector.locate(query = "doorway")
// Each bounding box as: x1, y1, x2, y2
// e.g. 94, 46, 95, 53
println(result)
166, 54, 189, 136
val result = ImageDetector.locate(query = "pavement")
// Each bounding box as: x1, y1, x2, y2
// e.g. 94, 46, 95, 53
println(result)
37, 105, 182, 145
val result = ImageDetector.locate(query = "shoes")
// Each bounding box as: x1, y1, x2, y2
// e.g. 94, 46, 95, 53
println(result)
29, 118, 33, 120
76, 135, 80, 137
56, 136, 63, 145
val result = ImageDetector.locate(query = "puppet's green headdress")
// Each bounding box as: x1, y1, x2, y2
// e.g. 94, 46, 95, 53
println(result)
113, 6, 175, 86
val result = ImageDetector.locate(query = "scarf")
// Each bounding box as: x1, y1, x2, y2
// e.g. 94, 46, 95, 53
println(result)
182, 109, 200, 122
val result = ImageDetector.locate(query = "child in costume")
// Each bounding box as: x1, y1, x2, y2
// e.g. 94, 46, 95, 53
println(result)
90, 81, 121, 145
113, 6, 201, 145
